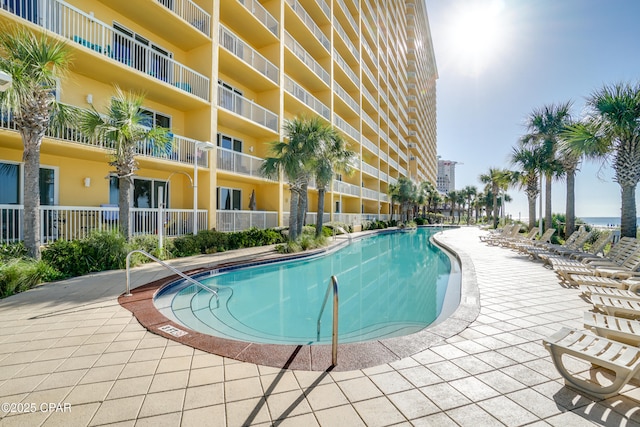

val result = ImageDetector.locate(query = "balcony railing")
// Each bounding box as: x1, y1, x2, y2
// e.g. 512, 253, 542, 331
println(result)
157, 0, 211, 36
334, 113, 360, 141
361, 161, 378, 177
333, 213, 362, 227
217, 84, 279, 132
362, 187, 379, 200
216, 210, 278, 232
284, 32, 330, 85
286, 0, 330, 50
333, 180, 360, 197
0, 105, 208, 167
216, 147, 272, 180
282, 212, 330, 227
334, 49, 360, 87
334, 19, 359, 60
317, 0, 330, 18
0, 205, 206, 244
238, 0, 279, 36
220, 25, 279, 84
3, 0, 210, 101
362, 136, 379, 155
284, 76, 330, 120
336, 0, 358, 34
334, 82, 359, 113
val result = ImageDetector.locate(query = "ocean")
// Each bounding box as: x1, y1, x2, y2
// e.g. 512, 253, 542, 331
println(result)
580, 217, 640, 227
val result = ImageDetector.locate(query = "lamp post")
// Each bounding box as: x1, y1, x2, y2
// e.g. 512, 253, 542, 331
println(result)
193, 141, 215, 235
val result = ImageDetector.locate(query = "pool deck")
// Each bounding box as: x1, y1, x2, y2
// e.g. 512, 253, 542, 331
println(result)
0, 227, 639, 426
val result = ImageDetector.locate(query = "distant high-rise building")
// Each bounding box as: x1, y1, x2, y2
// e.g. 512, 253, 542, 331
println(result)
437, 159, 459, 194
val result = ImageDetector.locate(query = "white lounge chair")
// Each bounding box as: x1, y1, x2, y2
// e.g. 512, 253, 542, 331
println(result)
590, 294, 640, 319
543, 327, 640, 398
580, 283, 640, 300
541, 231, 612, 266
583, 312, 640, 346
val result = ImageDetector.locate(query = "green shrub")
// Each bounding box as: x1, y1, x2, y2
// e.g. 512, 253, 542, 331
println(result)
0, 242, 27, 261
42, 239, 86, 278
128, 234, 174, 263
0, 258, 62, 298
80, 230, 129, 272
325, 221, 352, 233
172, 233, 200, 257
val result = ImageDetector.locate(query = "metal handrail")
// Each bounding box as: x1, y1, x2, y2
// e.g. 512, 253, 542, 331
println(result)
124, 250, 219, 307
333, 226, 352, 243
316, 275, 339, 365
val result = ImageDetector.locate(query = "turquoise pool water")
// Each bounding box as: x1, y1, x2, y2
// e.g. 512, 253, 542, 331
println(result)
154, 228, 460, 345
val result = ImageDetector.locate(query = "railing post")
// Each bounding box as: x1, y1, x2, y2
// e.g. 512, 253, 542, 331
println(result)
331, 275, 338, 366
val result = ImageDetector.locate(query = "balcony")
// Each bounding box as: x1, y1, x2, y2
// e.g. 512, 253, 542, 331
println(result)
334, 49, 360, 88
334, 19, 359, 62
2, 0, 210, 105
221, 0, 278, 47
361, 161, 378, 177
94, 0, 211, 49
334, 113, 360, 142
336, 0, 358, 35
334, 82, 360, 114
217, 84, 279, 134
284, 31, 330, 88
219, 25, 279, 88
362, 187, 379, 200
0, 104, 208, 167
333, 180, 361, 197
361, 136, 379, 155
286, 0, 330, 53
217, 147, 273, 180
284, 76, 330, 120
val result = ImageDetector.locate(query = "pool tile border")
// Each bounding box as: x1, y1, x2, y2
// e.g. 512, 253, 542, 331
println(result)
118, 230, 480, 371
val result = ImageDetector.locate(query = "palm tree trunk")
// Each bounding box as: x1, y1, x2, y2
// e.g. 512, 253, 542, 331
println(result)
316, 187, 326, 237
297, 182, 308, 237
288, 189, 299, 241
492, 186, 499, 229
565, 169, 576, 238
545, 174, 552, 232
620, 183, 637, 238
119, 176, 132, 240
22, 142, 41, 259
527, 195, 536, 230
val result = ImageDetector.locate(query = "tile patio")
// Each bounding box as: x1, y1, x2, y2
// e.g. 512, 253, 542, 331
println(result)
0, 227, 638, 426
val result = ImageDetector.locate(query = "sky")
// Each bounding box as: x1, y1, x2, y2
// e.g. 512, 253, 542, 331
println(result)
424, 0, 640, 220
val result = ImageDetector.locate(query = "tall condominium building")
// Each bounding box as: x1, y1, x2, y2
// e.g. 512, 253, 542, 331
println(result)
0, 0, 437, 241
437, 158, 458, 194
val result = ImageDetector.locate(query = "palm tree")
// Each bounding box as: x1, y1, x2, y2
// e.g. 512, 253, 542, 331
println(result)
389, 177, 416, 222
563, 82, 640, 238
510, 141, 544, 230
0, 26, 73, 259
556, 129, 584, 238
79, 86, 170, 240
261, 116, 326, 241
479, 168, 510, 229
311, 126, 355, 237
523, 102, 573, 231
461, 185, 477, 225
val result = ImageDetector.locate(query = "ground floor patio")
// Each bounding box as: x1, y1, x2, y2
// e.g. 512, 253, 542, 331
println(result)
0, 227, 638, 426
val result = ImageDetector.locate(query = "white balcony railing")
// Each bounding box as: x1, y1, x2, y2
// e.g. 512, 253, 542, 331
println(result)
284, 32, 330, 85
361, 161, 378, 177
336, 0, 358, 34
0, 205, 206, 244
238, 0, 279, 36
286, 0, 330, 50
0, 105, 208, 167
362, 136, 379, 155
216, 147, 273, 180
216, 210, 278, 232
317, 0, 330, 18
334, 19, 359, 60
333, 213, 362, 227
362, 187, 378, 200
334, 113, 360, 141
282, 212, 330, 227
334, 82, 360, 113
284, 76, 330, 119
334, 49, 360, 87
156, 0, 211, 36
4, 0, 211, 101
220, 25, 279, 84
217, 84, 279, 132
333, 180, 360, 197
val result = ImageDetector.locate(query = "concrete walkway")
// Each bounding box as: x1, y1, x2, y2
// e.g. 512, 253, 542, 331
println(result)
0, 227, 638, 426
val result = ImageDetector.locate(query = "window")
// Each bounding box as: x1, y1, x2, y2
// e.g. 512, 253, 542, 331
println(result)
218, 80, 243, 114
0, 162, 20, 204
0, 162, 57, 205
217, 187, 241, 210
140, 108, 171, 129
216, 133, 242, 152
110, 176, 169, 208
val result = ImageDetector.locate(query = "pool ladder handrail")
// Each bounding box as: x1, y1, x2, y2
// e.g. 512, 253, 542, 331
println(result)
333, 226, 352, 243
124, 250, 219, 308
317, 275, 339, 365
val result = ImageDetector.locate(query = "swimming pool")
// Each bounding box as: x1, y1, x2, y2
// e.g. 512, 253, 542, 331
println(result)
154, 228, 460, 345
